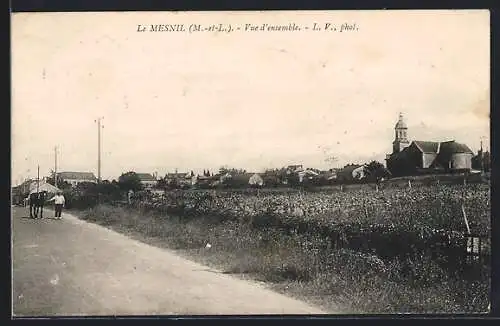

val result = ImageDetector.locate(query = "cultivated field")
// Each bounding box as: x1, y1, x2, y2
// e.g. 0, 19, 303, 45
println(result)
73, 182, 490, 313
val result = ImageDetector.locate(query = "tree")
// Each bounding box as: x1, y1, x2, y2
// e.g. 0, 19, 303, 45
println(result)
76, 181, 98, 192
118, 171, 143, 192
168, 177, 180, 190
364, 161, 391, 183
97, 181, 121, 200
263, 169, 282, 187
156, 177, 168, 190
219, 166, 246, 175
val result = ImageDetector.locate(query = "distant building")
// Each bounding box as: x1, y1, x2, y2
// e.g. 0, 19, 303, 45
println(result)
392, 113, 411, 154
352, 165, 367, 180
319, 170, 338, 181
136, 173, 157, 188
298, 169, 319, 182
58, 172, 97, 186
221, 172, 264, 188
336, 164, 364, 182
248, 173, 264, 187
164, 172, 192, 188
286, 165, 304, 174
194, 174, 219, 188
471, 141, 491, 172
385, 114, 474, 177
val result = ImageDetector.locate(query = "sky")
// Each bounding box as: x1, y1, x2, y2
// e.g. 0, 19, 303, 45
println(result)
11, 10, 490, 183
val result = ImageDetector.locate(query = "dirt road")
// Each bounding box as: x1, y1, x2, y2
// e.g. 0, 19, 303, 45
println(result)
12, 207, 328, 316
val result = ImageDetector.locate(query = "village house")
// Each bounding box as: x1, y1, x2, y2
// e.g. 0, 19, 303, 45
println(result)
286, 164, 304, 174
57, 172, 97, 187
297, 169, 320, 182
318, 169, 338, 183
248, 173, 265, 186
136, 173, 157, 189
221, 172, 265, 188
12, 180, 61, 205
165, 172, 194, 188
385, 114, 474, 177
193, 174, 220, 188
336, 164, 364, 182
352, 165, 367, 180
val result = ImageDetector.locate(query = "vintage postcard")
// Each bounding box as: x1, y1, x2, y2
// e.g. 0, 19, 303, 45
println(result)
11, 10, 490, 316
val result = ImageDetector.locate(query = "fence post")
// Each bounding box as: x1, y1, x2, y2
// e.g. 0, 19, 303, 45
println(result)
462, 203, 471, 234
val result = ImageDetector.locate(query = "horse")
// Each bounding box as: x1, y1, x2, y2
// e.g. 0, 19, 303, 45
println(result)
29, 191, 47, 218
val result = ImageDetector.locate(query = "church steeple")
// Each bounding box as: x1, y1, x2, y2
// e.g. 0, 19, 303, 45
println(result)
393, 112, 410, 153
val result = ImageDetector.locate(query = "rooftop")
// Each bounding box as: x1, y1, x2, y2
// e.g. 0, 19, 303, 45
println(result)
58, 172, 97, 180
136, 173, 157, 181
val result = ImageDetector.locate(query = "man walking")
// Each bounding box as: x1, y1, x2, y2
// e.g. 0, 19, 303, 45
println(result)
49, 191, 65, 219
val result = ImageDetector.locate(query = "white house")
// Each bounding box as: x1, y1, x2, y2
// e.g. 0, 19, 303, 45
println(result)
58, 172, 98, 186
248, 173, 264, 186
352, 165, 367, 180
137, 173, 157, 188
298, 169, 319, 182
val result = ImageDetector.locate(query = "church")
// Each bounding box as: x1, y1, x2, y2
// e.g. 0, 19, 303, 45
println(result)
385, 114, 474, 177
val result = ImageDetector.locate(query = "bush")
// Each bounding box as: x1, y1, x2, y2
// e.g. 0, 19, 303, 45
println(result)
63, 181, 123, 210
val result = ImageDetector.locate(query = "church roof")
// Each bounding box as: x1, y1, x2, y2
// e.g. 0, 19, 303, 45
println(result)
413, 140, 473, 154
439, 141, 474, 155
413, 141, 440, 153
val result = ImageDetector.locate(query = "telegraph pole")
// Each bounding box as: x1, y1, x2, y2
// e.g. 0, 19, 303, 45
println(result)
95, 117, 104, 184
54, 146, 58, 187
37, 165, 40, 193
479, 136, 485, 173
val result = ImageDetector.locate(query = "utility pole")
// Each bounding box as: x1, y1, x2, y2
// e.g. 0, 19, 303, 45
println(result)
95, 117, 104, 183
54, 146, 58, 188
479, 136, 485, 173
37, 165, 40, 193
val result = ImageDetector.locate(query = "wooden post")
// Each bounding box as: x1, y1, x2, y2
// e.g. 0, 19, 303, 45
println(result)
462, 203, 471, 234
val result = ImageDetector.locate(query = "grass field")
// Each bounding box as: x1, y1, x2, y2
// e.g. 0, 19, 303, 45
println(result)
70, 183, 491, 314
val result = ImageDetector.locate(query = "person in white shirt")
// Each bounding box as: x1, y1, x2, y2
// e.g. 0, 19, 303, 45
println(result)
48, 191, 65, 219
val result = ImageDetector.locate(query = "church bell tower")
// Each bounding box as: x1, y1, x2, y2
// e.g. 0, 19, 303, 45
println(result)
392, 113, 410, 153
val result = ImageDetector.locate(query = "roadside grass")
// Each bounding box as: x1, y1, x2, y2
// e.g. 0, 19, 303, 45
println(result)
73, 204, 489, 314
